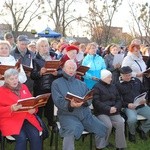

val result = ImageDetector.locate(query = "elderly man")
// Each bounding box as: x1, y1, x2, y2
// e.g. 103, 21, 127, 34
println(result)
116, 66, 150, 143
51, 60, 107, 150
11, 35, 35, 92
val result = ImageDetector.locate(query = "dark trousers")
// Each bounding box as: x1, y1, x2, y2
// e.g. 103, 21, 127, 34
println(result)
37, 95, 54, 126
13, 120, 42, 150
34, 90, 54, 126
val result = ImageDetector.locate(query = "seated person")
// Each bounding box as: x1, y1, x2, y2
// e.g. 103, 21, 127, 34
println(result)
116, 66, 150, 142
0, 68, 43, 150
93, 69, 126, 150
51, 60, 107, 150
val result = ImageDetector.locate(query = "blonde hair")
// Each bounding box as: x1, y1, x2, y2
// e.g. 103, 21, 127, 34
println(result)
85, 42, 97, 54
0, 40, 11, 51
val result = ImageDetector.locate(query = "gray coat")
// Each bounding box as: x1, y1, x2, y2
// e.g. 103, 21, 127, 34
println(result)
51, 72, 107, 139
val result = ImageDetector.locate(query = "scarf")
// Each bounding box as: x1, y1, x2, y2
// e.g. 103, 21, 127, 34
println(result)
3, 82, 21, 97
40, 52, 52, 61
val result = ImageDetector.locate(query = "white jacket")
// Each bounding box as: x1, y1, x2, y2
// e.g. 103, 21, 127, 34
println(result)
0, 55, 27, 86
122, 52, 146, 81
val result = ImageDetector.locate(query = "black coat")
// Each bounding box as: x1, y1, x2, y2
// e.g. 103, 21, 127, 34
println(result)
92, 80, 122, 116
116, 77, 146, 108
30, 53, 57, 96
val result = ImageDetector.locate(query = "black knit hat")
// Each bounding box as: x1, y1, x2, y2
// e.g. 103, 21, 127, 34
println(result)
119, 66, 132, 74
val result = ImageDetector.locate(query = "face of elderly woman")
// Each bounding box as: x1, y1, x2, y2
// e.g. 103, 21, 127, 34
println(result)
67, 50, 77, 60
37, 41, 50, 55
5, 74, 19, 88
0, 43, 10, 57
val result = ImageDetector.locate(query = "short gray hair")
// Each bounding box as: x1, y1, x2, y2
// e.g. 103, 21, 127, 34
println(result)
4, 68, 19, 79
63, 60, 77, 70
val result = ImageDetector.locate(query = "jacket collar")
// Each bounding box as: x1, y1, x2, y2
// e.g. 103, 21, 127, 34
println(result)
119, 76, 135, 83
62, 71, 75, 81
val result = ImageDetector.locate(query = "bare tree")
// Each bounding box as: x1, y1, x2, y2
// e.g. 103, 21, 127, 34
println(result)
46, 0, 81, 36
0, 0, 45, 36
128, 2, 150, 45
83, 0, 123, 46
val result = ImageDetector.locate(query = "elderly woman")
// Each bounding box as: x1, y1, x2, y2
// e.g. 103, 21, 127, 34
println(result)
82, 42, 106, 89
93, 69, 126, 150
0, 68, 43, 150
0, 40, 27, 86
60, 45, 79, 67
122, 43, 147, 82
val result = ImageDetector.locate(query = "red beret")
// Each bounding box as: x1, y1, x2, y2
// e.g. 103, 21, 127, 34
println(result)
65, 45, 79, 53
59, 44, 68, 52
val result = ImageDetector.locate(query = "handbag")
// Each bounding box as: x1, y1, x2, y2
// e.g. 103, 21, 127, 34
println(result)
35, 114, 49, 140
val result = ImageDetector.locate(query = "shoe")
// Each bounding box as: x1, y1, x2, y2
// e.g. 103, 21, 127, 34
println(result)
137, 127, 147, 140
116, 148, 125, 150
128, 132, 136, 143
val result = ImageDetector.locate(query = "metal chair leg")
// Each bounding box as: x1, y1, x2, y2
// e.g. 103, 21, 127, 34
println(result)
1, 135, 5, 150
50, 130, 54, 147
90, 133, 93, 150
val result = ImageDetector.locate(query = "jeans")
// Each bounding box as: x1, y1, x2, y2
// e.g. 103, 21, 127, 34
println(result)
13, 120, 42, 150
125, 105, 150, 134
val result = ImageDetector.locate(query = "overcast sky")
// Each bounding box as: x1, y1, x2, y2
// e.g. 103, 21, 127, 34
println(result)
0, 0, 149, 37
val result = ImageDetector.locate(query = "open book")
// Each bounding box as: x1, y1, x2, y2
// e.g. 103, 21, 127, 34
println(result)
65, 89, 94, 103
16, 93, 51, 111
133, 92, 147, 107
112, 54, 124, 66
44, 59, 61, 74
0, 62, 20, 79
22, 65, 33, 74
76, 65, 90, 77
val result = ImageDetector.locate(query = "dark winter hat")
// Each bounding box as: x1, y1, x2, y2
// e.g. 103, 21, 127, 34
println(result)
119, 66, 132, 74
17, 35, 30, 43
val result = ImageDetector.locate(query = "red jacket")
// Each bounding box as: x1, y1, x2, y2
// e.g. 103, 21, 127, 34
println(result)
0, 84, 42, 136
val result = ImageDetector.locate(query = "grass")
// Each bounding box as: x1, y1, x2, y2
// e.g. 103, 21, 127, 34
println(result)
2, 129, 150, 150
2, 117, 150, 150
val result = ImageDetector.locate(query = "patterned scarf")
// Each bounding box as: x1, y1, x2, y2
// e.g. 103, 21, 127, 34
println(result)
3, 82, 21, 97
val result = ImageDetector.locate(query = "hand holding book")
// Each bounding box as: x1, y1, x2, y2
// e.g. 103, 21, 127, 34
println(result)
133, 92, 147, 107
70, 99, 84, 107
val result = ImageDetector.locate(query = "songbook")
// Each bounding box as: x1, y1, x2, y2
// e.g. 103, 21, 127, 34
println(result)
16, 93, 51, 112
44, 60, 61, 74
0, 62, 20, 79
22, 65, 33, 74
133, 92, 147, 107
76, 65, 90, 76
65, 89, 94, 103
112, 54, 124, 66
